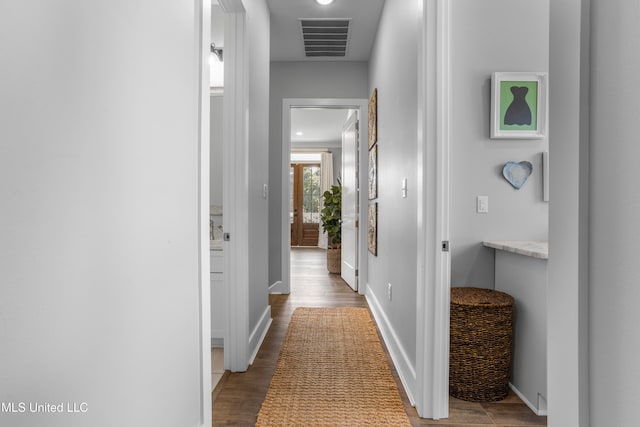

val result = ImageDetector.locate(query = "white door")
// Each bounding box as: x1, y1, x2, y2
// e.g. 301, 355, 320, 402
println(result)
341, 112, 359, 291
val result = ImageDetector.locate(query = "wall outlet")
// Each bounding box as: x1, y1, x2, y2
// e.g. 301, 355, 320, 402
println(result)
388, 283, 393, 301
262, 184, 268, 199
477, 195, 489, 213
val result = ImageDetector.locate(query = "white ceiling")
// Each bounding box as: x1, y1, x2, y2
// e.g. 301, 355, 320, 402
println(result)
291, 108, 352, 148
271, 1, 383, 149
267, 0, 385, 62
212, 1, 384, 60
211, 1, 382, 148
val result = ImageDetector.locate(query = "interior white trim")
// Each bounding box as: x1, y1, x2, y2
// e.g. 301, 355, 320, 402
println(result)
415, 0, 451, 420
198, 0, 212, 425
366, 285, 417, 405
220, 0, 250, 372
273, 98, 292, 293
291, 148, 330, 153
248, 306, 273, 365
279, 98, 369, 296
433, 0, 452, 418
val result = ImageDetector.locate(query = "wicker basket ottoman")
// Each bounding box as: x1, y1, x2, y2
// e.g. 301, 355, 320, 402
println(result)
449, 287, 514, 402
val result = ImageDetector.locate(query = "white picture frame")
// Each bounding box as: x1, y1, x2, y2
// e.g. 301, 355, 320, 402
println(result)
491, 72, 548, 139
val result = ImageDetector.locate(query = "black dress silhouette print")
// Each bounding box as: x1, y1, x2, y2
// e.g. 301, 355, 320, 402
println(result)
504, 86, 532, 126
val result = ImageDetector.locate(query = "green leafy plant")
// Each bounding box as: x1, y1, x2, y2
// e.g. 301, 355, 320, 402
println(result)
320, 185, 342, 248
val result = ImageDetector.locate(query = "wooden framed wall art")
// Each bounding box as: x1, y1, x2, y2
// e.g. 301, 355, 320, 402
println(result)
368, 203, 378, 256
367, 88, 379, 256
368, 88, 377, 149
368, 144, 377, 200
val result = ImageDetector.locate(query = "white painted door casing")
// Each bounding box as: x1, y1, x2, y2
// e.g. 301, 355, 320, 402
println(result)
279, 99, 369, 297
341, 112, 359, 291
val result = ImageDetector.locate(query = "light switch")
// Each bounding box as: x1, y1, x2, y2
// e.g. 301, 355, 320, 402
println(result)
477, 196, 489, 213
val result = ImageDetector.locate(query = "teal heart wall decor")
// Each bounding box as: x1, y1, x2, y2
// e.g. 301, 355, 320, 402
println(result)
502, 161, 533, 189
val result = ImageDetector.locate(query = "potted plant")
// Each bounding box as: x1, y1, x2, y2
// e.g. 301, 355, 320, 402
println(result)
320, 184, 342, 274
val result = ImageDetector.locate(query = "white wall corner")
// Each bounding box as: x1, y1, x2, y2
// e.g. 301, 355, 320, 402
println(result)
366, 285, 418, 405
248, 306, 272, 365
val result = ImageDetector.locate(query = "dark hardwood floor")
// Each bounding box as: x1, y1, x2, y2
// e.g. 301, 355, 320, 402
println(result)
211, 247, 546, 426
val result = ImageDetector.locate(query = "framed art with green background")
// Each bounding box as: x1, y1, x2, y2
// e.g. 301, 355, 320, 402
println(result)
491, 72, 548, 139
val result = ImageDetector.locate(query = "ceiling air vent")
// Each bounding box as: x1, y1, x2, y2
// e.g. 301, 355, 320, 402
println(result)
300, 18, 351, 57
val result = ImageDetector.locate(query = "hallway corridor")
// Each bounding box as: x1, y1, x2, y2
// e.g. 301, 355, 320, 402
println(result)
211, 248, 545, 426
211, 248, 368, 425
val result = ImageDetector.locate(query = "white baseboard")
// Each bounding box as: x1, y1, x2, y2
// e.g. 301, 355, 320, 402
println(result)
210, 338, 224, 348
366, 285, 417, 406
509, 383, 548, 416
268, 280, 286, 294
248, 306, 272, 365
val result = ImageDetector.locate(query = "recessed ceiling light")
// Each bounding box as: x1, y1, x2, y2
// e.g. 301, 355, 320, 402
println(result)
315, 0, 334, 5
296, 131, 304, 136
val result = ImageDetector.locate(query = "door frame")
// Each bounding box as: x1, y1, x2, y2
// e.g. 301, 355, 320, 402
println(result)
273, 98, 368, 295
197, 1, 212, 424
340, 111, 360, 291
218, 0, 250, 373
415, 0, 451, 419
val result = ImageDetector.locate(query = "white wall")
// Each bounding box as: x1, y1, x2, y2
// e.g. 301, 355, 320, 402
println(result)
589, 1, 640, 425
367, 0, 421, 369
450, 0, 549, 289
547, 0, 590, 425
0, 2, 205, 426
268, 61, 369, 285
547, 1, 640, 425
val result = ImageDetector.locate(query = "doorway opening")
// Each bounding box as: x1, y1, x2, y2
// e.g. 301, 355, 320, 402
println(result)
274, 99, 369, 296
290, 159, 321, 247
209, 2, 226, 390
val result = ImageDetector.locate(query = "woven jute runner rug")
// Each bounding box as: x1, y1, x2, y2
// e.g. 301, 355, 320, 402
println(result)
256, 307, 411, 426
